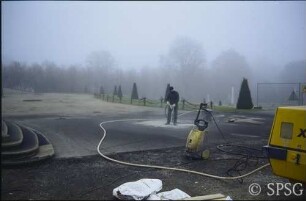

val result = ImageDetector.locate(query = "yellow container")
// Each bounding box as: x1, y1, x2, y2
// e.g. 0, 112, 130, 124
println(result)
264, 106, 306, 183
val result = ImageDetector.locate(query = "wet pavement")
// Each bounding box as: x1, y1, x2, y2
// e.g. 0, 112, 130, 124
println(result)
3, 109, 274, 159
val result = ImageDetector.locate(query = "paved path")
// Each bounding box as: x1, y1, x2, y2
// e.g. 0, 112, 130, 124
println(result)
2, 89, 274, 158
4, 109, 274, 158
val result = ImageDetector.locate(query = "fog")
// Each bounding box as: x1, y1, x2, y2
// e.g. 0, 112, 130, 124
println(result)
2, 1, 306, 106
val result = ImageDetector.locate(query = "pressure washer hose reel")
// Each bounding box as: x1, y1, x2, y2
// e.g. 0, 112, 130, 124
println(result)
185, 103, 211, 160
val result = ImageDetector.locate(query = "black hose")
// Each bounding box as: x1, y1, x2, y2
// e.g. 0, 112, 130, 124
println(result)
204, 109, 268, 183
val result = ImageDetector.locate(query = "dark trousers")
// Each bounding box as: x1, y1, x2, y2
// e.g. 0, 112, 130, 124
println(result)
167, 105, 178, 124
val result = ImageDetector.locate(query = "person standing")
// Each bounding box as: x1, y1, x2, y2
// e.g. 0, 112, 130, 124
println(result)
165, 86, 180, 125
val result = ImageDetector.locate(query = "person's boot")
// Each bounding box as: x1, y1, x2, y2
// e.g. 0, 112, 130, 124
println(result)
165, 122, 170, 125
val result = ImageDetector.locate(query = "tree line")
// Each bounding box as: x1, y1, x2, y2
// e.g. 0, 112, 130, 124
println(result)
2, 37, 305, 105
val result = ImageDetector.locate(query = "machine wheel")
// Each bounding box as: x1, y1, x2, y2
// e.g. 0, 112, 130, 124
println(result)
201, 149, 210, 159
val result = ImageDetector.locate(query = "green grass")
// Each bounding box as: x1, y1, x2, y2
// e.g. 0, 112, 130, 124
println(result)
213, 105, 236, 112
94, 93, 259, 113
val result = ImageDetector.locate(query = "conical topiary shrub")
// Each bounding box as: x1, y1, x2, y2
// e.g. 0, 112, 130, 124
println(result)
288, 90, 298, 101
113, 86, 117, 96
131, 82, 139, 103
118, 85, 123, 102
112, 86, 117, 102
236, 78, 253, 109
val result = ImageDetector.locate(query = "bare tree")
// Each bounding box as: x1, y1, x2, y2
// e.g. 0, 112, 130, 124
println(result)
86, 50, 116, 93
67, 65, 79, 93
160, 37, 207, 101
168, 37, 205, 72
3, 62, 26, 90
279, 60, 306, 83
210, 49, 252, 104
28, 63, 44, 92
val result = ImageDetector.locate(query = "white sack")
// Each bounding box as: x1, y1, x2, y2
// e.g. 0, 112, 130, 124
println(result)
147, 188, 190, 200
113, 178, 162, 200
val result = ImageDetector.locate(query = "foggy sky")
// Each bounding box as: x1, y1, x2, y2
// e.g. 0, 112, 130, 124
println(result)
2, 1, 306, 69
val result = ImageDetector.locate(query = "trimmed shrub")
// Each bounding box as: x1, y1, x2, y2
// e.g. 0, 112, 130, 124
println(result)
113, 86, 117, 96
118, 85, 123, 101
236, 78, 253, 109
131, 82, 139, 100
288, 90, 298, 101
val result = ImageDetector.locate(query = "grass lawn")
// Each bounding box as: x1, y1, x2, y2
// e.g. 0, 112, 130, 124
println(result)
95, 94, 262, 113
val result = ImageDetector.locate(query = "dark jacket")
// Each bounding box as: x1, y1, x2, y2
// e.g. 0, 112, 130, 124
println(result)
166, 90, 180, 105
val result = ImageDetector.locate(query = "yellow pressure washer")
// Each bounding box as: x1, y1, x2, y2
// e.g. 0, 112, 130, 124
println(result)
185, 103, 212, 159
